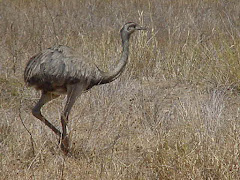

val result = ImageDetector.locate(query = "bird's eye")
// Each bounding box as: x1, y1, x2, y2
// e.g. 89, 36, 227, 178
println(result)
131, 25, 136, 29
127, 25, 136, 31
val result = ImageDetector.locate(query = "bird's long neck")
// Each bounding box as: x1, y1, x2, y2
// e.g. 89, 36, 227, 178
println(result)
100, 38, 129, 84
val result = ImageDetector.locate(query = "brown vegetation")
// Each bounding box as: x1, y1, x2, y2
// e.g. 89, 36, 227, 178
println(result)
0, 0, 239, 179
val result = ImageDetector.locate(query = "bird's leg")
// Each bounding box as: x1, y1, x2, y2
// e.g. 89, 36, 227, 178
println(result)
32, 91, 61, 137
60, 110, 70, 154
60, 84, 86, 154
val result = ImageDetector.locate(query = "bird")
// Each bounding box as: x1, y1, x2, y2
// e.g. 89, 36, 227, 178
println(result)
24, 22, 146, 154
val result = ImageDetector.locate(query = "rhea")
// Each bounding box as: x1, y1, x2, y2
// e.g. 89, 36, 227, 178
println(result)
24, 22, 146, 154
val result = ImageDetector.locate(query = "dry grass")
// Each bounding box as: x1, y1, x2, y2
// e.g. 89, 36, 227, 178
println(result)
0, 0, 240, 179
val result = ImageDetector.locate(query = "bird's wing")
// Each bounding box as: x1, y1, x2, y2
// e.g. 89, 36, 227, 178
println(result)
24, 45, 102, 88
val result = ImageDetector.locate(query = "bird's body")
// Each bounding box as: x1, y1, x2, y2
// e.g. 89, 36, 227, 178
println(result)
24, 45, 101, 94
24, 22, 146, 155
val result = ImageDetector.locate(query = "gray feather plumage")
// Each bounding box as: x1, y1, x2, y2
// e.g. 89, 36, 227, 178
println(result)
24, 45, 102, 92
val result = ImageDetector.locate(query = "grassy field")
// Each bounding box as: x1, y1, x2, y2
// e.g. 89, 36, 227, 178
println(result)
0, 0, 240, 179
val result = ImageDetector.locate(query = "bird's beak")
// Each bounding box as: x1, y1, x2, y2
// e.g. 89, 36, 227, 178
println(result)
136, 25, 147, 30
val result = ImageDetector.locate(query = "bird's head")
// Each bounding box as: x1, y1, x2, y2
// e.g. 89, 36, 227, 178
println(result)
120, 22, 146, 40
